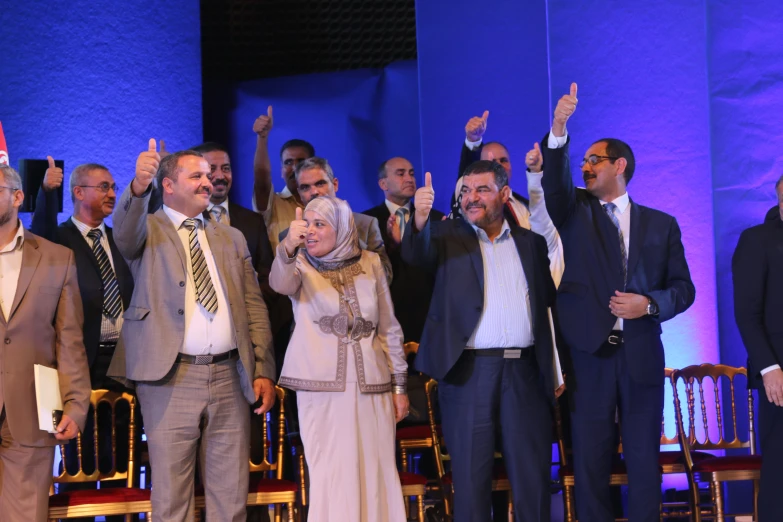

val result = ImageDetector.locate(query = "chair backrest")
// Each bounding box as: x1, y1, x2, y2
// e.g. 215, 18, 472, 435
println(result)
660, 368, 680, 446
249, 386, 287, 480
424, 378, 450, 480
403, 342, 420, 358
671, 364, 755, 460
53, 390, 137, 487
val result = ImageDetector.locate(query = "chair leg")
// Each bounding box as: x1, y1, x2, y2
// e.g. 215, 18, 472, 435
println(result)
145, 512, 152, 521
274, 503, 282, 522
564, 485, 576, 522
507, 492, 514, 522
401, 448, 408, 472
194, 509, 202, 522
443, 485, 453, 516
713, 481, 725, 522
405, 493, 411, 520
417, 494, 425, 522
287, 501, 296, 522
753, 479, 760, 522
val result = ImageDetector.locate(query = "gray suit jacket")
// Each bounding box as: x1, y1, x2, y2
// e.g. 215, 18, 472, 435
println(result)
107, 186, 275, 404
278, 212, 393, 283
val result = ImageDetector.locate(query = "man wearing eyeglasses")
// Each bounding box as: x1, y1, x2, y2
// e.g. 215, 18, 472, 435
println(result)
31, 160, 137, 519
540, 84, 695, 522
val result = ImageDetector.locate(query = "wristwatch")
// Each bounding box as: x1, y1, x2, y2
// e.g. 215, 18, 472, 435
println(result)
646, 296, 659, 316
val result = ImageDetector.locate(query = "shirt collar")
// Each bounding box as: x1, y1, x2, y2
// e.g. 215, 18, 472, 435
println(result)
71, 216, 107, 239
208, 199, 230, 214
162, 205, 206, 230
280, 186, 295, 199
600, 192, 630, 214
384, 199, 411, 215
0, 220, 24, 254
470, 219, 511, 243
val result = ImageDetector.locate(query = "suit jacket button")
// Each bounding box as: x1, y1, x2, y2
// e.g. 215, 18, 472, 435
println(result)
179, 281, 185, 287
4, 338, 10, 344
177, 309, 184, 315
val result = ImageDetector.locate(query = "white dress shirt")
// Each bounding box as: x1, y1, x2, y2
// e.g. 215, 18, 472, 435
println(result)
162, 205, 237, 355
466, 220, 534, 349
0, 221, 25, 321
71, 216, 123, 342
385, 199, 412, 237
208, 199, 231, 225
548, 131, 631, 331
526, 171, 566, 287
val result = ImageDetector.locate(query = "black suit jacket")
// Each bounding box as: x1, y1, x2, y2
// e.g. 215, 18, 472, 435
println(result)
401, 216, 558, 397
732, 212, 783, 389
362, 203, 444, 342
541, 134, 695, 385
30, 189, 134, 374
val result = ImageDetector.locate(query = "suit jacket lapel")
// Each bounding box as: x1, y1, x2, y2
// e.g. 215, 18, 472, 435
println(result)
512, 228, 537, 327
456, 220, 485, 294
9, 232, 43, 320
61, 220, 101, 274
153, 209, 189, 274
626, 200, 645, 279
204, 219, 233, 310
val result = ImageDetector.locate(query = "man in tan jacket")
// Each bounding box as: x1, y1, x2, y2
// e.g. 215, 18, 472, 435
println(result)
0, 165, 91, 522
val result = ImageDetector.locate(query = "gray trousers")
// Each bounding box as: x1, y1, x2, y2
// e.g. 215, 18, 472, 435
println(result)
0, 410, 55, 522
137, 357, 250, 522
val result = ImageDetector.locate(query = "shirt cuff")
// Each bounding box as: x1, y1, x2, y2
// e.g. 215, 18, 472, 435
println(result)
761, 364, 781, 376
465, 137, 482, 151
526, 170, 544, 187
548, 129, 568, 149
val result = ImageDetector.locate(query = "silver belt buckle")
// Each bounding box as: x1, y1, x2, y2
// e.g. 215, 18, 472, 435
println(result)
607, 335, 622, 345
194, 355, 214, 365
503, 349, 522, 359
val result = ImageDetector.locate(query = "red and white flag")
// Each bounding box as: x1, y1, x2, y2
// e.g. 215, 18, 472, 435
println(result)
0, 121, 9, 166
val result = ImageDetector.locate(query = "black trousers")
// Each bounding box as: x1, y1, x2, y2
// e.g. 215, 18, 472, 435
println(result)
569, 341, 663, 522
439, 349, 552, 522
758, 394, 783, 521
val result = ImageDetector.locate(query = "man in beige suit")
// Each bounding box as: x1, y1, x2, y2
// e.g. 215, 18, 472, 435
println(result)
0, 165, 91, 522
108, 140, 276, 521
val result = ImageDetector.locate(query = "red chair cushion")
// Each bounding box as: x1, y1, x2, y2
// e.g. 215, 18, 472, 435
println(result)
692, 455, 762, 473
399, 472, 428, 486
49, 488, 151, 508
659, 450, 712, 466
442, 464, 507, 485
396, 425, 441, 440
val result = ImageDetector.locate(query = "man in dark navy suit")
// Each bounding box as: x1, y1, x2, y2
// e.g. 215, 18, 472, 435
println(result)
541, 83, 695, 522
732, 178, 783, 522
362, 156, 444, 343
402, 161, 558, 522
31, 160, 137, 520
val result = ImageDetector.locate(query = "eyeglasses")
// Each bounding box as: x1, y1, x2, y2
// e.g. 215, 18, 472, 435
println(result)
580, 155, 618, 168
78, 182, 118, 193
0, 185, 20, 192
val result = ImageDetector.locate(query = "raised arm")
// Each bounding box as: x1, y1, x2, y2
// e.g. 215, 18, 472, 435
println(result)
269, 208, 307, 296
541, 83, 579, 229
401, 172, 439, 270
113, 139, 159, 260
30, 156, 63, 242
252, 106, 274, 213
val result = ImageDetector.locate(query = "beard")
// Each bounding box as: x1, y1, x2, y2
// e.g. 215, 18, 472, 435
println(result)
0, 206, 15, 227
463, 202, 503, 229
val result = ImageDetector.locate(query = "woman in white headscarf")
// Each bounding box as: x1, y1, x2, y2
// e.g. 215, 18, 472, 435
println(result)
270, 196, 409, 522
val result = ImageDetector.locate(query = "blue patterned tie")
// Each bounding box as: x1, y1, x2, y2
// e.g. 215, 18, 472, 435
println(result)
603, 203, 627, 287
87, 228, 123, 318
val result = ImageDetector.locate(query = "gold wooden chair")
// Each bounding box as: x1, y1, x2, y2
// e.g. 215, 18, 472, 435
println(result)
48, 390, 151, 521
194, 386, 297, 522
671, 364, 761, 522
399, 471, 427, 522
425, 378, 512, 520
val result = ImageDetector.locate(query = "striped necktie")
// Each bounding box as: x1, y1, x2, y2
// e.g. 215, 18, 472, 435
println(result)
182, 219, 219, 314
86, 228, 122, 318
602, 203, 627, 287
210, 205, 228, 225
395, 207, 409, 240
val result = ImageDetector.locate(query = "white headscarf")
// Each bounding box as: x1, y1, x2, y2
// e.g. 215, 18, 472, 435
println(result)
303, 196, 361, 270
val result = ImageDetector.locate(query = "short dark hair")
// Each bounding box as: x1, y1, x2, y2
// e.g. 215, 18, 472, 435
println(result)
377, 160, 389, 180
295, 157, 335, 182
191, 142, 229, 155
593, 138, 635, 185
69, 163, 110, 202
156, 150, 204, 188
280, 139, 315, 158
462, 160, 509, 189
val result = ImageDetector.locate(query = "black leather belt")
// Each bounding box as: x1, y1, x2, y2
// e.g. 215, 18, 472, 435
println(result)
472, 346, 534, 358
606, 331, 624, 345
176, 349, 238, 365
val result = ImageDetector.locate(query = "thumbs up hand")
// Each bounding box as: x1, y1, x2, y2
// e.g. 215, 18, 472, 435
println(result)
414, 172, 435, 231
159, 139, 170, 159
42, 155, 64, 192
253, 106, 274, 139
465, 110, 489, 143
553, 83, 578, 137
284, 206, 308, 257
133, 138, 161, 196
525, 143, 543, 173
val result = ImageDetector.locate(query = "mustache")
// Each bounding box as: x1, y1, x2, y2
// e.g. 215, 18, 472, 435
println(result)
196, 187, 212, 195
211, 179, 228, 187
466, 202, 485, 209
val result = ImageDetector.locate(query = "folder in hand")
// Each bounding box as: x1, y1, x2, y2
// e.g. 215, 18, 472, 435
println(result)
34, 364, 63, 434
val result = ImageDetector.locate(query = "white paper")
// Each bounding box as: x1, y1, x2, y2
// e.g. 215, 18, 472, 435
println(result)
547, 309, 565, 390
34, 364, 63, 433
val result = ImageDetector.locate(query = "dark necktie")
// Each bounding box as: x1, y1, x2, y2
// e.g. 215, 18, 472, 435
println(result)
602, 203, 627, 286
182, 219, 219, 314
87, 228, 122, 318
